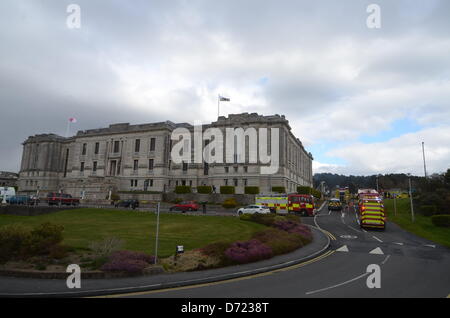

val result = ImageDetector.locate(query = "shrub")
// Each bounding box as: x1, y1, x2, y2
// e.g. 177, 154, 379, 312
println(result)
297, 186, 312, 194
197, 186, 212, 194
173, 198, 183, 204
271, 186, 286, 193
174, 186, 192, 194
420, 205, 437, 217
224, 239, 273, 264
22, 223, 64, 258
101, 250, 155, 273
222, 198, 238, 209
0, 224, 30, 263
199, 241, 233, 266
244, 186, 260, 195
247, 213, 278, 227
431, 215, 450, 227
220, 186, 235, 194
111, 193, 120, 201
253, 228, 304, 255
89, 237, 124, 258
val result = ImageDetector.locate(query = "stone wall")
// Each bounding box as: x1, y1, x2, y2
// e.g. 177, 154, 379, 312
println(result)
163, 192, 256, 205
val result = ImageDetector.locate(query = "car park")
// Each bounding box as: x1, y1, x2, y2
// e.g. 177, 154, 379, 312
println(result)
237, 205, 271, 215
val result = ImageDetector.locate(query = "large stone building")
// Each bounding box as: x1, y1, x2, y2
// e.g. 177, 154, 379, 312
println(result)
18, 113, 313, 199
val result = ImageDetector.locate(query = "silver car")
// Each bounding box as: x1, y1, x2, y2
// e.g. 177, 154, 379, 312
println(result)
237, 205, 271, 215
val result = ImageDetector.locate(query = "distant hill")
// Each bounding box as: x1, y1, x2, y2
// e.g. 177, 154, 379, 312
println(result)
313, 173, 422, 193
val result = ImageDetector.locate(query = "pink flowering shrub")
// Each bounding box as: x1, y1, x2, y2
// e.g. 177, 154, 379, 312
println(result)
224, 239, 273, 264
101, 250, 155, 273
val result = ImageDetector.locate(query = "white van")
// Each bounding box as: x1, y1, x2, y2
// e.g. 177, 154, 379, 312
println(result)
0, 187, 16, 202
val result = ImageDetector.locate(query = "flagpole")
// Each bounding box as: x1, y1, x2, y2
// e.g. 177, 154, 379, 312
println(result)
65, 121, 71, 138
217, 94, 220, 119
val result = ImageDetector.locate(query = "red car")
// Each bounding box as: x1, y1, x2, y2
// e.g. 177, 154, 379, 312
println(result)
46, 192, 80, 206
169, 201, 199, 212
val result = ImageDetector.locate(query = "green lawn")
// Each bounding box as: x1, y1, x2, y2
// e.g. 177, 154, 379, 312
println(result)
384, 199, 450, 248
0, 208, 266, 257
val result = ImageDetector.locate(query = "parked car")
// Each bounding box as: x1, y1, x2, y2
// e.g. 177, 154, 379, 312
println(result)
6, 195, 30, 205
114, 199, 139, 209
47, 192, 80, 206
169, 201, 199, 212
237, 205, 271, 215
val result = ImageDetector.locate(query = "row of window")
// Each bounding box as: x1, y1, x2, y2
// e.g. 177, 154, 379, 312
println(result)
80, 138, 157, 156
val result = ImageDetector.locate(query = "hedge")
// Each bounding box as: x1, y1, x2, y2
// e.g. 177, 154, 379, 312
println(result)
431, 215, 450, 227
220, 186, 235, 194
222, 198, 238, 209
271, 186, 286, 193
197, 186, 212, 194
174, 186, 192, 194
244, 186, 260, 195
420, 205, 437, 217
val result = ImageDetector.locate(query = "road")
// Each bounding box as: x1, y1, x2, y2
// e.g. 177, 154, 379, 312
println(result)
117, 202, 450, 298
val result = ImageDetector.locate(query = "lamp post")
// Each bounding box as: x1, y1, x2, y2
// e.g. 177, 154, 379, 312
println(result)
154, 201, 161, 265
408, 174, 415, 223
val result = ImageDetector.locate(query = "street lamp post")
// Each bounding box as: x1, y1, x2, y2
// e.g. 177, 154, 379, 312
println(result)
408, 175, 415, 223
154, 201, 161, 265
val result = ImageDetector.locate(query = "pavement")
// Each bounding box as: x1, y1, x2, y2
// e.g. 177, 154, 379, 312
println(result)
0, 219, 330, 297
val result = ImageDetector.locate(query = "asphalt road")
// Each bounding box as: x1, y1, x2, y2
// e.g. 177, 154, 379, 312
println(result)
119, 203, 450, 298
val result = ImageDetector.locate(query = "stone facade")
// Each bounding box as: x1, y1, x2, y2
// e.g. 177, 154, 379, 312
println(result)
18, 113, 313, 198
0, 171, 18, 188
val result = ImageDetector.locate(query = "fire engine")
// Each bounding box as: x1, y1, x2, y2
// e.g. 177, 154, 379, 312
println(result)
357, 189, 386, 230
255, 194, 316, 216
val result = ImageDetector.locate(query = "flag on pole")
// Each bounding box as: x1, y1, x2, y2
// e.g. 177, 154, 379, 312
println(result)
219, 95, 230, 102
69, 117, 77, 123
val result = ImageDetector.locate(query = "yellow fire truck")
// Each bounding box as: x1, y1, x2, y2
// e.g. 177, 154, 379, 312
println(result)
357, 190, 386, 230
255, 194, 316, 216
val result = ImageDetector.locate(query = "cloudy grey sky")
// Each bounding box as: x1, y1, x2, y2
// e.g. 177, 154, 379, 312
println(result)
1, 0, 449, 175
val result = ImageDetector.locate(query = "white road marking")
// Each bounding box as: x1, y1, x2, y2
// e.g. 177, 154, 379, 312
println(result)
381, 255, 390, 265
305, 252, 390, 295
306, 272, 369, 295
336, 245, 349, 252
369, 247, 384, 255
393, 242, 404, 246
347, 225, 362, 233
372, 236, 383, 243
424, 244, 436, 248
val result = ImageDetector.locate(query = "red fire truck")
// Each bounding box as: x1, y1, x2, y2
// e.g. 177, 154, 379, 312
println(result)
255, 194, 316, 216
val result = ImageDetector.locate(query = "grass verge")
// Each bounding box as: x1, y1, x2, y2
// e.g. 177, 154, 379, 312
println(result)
384, 198, 450, 248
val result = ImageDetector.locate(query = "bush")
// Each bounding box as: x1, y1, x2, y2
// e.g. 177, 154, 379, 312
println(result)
200, 241, 233, 266
420, 205, 437, 217
244, 186, 260, 195
222, 198, 238, 209
431, 215, 450, 227
297, 186, 312, 194
220, 186, 235, 194
271, 186, 286, 193
111, 193, 120, 201
89, 237, 124, 258
22, 223, 64, 258
197, 186, 212, 194
224, 239, 273, 264
253, 228, 304, 255
101, 250, 155, 273
0, 224, 30, 263
174, 186, 192, 194
173, 198, 183, 204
